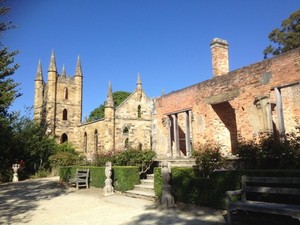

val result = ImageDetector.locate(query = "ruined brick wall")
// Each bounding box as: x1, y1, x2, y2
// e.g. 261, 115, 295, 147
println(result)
153, 48, 300, 156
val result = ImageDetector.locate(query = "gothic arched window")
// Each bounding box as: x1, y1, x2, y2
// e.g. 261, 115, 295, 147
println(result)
137, 105, 141, 118
94, 129, 98, 152
138, 143, 142, 150
124, 138, 129, 149
84, 132, 87, 153
123, 127, 129, 134
63, 109, 68, 120
64, 87, 68, 99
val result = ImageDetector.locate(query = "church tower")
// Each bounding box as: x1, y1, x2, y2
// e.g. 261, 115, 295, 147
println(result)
34, 51, 83, 144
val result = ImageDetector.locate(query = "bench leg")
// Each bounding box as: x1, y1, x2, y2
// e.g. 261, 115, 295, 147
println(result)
227, 210, 232, 225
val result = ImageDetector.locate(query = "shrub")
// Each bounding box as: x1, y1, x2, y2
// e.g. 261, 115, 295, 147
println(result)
115, 148, 156, 175
237, 130, 300, 170
49, 142, 83, 167
192, 143, 224, 177
49, 152, 81, 167
90, 148, 156, 176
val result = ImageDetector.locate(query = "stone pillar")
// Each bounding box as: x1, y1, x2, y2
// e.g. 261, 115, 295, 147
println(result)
172, 114, 180, 157
161, 161, 175, 208
210, 38, 229, 77
167, 116, 172, 157
275, 87, 285, 135
185, 111, 191, 157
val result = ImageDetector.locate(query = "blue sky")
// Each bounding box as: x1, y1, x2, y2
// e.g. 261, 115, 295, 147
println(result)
3, 0, 300, 119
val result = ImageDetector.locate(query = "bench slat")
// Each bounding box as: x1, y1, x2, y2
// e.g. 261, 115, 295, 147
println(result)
245, 186, 300, 195
230, 200, 300, 217
244, 176, 300, 184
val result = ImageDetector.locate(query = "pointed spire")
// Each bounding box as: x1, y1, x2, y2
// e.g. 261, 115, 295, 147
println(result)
136, 72, 142, 100
75, 55, 82, 77
35, 59, 43, 81
105, 81, 114, 107
137, 72, 142, 85
61, 64, 66, 77
48, 50, 57, 72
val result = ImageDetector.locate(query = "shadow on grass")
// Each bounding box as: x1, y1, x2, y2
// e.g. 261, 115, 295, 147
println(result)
0, 177, 69, 225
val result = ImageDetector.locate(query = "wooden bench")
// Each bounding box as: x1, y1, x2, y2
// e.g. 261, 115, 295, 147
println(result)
226, 176, 300, 225
69, 168, 90, 189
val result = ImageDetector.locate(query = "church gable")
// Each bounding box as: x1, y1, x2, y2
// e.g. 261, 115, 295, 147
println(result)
115, 89, 152, 120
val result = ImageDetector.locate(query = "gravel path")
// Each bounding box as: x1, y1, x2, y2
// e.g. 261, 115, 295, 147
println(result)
0, 177, 226, 225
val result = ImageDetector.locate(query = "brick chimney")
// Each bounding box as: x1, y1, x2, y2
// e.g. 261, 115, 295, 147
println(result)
210, 38, 229, 76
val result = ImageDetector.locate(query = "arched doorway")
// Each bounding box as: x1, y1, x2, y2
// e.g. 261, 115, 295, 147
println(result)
61, 133, 68, 143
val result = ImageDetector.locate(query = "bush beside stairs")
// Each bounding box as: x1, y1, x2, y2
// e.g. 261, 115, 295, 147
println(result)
124, 174, 157, 201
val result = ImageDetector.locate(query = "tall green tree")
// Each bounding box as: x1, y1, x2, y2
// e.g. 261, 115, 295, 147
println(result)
264, 9, 300, 58
0, 5, 21, 181
88, 91, 131, 121
0, 6, 20, 116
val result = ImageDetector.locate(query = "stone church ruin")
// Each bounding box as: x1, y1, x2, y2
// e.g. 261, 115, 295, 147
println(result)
34, 38, 300, 159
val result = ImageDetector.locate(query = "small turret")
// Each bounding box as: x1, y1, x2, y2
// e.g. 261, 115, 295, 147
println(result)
46, 50, 58, 135
136, 72, 142, 100
48, 50, 57, 72
105, 81, 114, 108
75, 55, 83, 77
35, 60, 44, 82
34, 60, 44, 122
61, 65, 66, 78
104, 81, 115, 150
74, 55, 83, 124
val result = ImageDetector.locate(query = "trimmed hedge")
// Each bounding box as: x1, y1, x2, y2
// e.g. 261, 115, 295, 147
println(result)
59, 166, 140, 192
112, 166, 141, 191
154, 167, 300, 209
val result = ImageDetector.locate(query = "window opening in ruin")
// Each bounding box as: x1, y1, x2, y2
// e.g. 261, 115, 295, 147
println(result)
124, 138, 129, 149
138, 143, 142, 150
61, 133, 68, 143
123, 127, 129, 134
94, 129, 98, 152
63, 109, 68, 120
137, 105, 141, 118
84, 132, 87, 153
64, 87, 68, 99
211, 102, 238, 154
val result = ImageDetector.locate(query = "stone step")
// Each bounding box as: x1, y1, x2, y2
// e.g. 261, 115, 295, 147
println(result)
141, 179, 154, 185
156, 158, 196, 168
124, 173, 156, 201
124, 189, 157, 201
146, 174, 154, 180
133, 183, 153, 192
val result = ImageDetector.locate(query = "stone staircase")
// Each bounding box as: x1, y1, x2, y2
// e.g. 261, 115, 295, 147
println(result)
124, 158, 195, 201
124, 174, 157, 201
